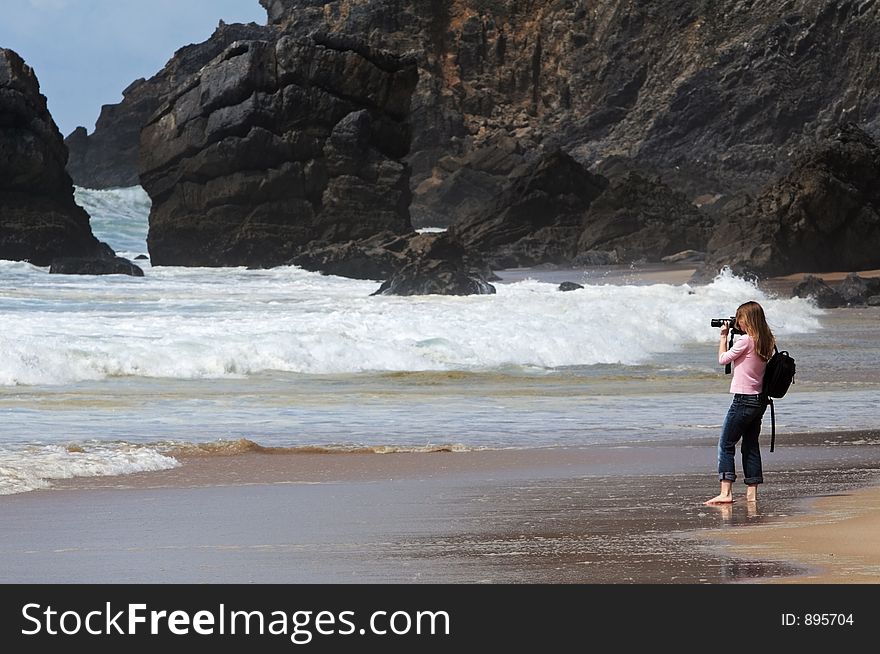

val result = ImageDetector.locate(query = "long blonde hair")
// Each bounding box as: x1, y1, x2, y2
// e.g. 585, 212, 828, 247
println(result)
735, 301, 775, 362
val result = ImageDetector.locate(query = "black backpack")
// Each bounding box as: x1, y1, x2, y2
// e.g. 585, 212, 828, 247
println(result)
762, 346, 796, 451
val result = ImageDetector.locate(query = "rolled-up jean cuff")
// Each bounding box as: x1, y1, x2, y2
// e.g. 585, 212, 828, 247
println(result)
719, 472, 736, 481
744, 476, 763, 485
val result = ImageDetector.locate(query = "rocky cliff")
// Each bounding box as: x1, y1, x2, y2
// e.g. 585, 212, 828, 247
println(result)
0, 49, 108, 266
139, 33, 418, 267
259, 0, 880, 226
451, 150, 609, 267
65, 0, 880, 276
451, 150, 712, 268
697, 123, 880, 278
65, 21, 271, 189
78, 2, 880, 210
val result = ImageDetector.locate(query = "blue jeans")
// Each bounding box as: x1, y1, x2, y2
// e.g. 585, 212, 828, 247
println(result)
717, 394, 767, 485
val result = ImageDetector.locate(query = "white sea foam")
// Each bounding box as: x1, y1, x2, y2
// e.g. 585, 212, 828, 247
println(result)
0, 263, 822, 385
74, 185, 151, 256
0, 443, 179, 495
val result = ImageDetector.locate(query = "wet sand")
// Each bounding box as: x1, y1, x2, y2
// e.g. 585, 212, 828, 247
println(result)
1, 430, 879, 584
702, 483, 880, 583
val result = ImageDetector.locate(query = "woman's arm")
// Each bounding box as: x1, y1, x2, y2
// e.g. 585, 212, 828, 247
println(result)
719, 334, 749, 365
717, 325, 728, 361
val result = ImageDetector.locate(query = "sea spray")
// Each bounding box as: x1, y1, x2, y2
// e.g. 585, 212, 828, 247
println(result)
0, 265, 822, 385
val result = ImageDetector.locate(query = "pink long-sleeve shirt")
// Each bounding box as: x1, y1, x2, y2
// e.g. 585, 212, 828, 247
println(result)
719, 334, 766, 394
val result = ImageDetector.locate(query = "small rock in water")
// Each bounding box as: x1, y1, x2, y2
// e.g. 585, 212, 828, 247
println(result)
661, 249, 705, 264
791, 275, 845, 308
558, 281, 584, 292
49, 256, 144, 277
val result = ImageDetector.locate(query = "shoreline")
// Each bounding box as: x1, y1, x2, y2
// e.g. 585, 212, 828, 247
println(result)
2, 432, 880, 583
701, 482, 880, 584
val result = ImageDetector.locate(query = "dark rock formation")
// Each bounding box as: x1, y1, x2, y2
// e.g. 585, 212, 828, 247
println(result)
77, 2, 880, 226
791, 275, 846, 308
62, 2, 880, 275
258, 0, 880, 225
411, 133, 532, 228
65, 21, 271, 189
0, 49, 108, 266
139, 33, 419, 267
792, 272, 880, 306
450, 150, 608, 268
50, 252, 144, 276
558, 281, 583, 292
578, 173, 713, 264
370, 232, 496, 296
661, 250, 706, 264
290, 230, 412, 280
698, 124, 880, 279
292, 229, 496, 295
836, 272, 880, 305
451, 152, 711, 269
572, 250, 619, 266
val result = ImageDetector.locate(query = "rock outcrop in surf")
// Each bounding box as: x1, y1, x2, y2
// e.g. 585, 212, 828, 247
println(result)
139, 33, 418, 268
0, 48, 141, 275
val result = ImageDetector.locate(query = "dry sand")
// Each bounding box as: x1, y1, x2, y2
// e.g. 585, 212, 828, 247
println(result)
704, 483, 880, 584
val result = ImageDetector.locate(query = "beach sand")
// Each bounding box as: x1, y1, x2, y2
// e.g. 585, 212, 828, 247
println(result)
1, 431, 878, 584
702, 483, 880, 583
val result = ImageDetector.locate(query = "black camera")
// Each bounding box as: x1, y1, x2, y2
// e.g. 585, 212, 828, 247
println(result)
712, 317, 745, 376
712, 317, 744, 336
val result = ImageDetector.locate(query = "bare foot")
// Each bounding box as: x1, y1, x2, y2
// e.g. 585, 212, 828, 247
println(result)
746, 485, 758, 503
704, 494, 735, 505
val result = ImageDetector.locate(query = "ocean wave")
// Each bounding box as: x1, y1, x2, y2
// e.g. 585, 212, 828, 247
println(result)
164, 438, 481, 457
0, 442, 179, 496
74, 185, 151, 255
0, 438, 487, 495
0, 265, 822, 385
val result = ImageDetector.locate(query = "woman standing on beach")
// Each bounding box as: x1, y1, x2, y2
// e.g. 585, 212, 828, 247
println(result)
705, 301, 776, 505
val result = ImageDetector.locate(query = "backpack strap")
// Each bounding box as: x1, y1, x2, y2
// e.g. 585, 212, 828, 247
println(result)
764, 345, 779, 453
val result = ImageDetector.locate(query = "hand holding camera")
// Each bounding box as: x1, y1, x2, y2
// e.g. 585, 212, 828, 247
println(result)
710, 317, 742, 336
712, 317, 744, 375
